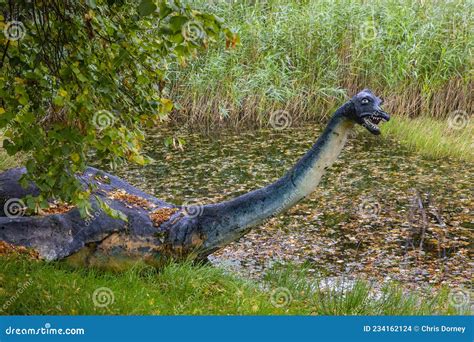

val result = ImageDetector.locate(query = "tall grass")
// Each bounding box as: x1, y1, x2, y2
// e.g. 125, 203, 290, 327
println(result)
0, 134, 21, 170
171, 0, 472, 129
382, 115, 474, 161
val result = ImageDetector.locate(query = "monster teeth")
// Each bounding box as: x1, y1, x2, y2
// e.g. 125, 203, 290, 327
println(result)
363, 118, 375, 127
362, 117, 380, 131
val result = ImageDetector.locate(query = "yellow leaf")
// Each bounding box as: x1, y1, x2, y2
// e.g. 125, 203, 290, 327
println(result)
59, 88, 68, 97
71, 153, 80, 162
131, 154, 146, 165
0, 107, 5, 115
160, 98, 173, 112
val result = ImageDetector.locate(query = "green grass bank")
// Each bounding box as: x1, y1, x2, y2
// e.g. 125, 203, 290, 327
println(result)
0, 256, 464, 315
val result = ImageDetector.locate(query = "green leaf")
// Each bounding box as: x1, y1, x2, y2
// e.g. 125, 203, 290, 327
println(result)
26, 159, 36, 173
169, 15, 188, 33
138, 0, 156, 17
96, 196, 128, 222
2, 139, 16, 155
86, 0, 96, 9
53, 96, 64, 106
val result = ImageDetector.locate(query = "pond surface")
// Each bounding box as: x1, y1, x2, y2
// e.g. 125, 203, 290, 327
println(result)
116, 125, 473, 290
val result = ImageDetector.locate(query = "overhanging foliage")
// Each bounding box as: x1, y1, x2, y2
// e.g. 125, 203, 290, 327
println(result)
0, 0, 235, 217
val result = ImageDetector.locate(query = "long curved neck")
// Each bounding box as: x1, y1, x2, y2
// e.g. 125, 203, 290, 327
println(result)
287, 103, 354, 201
200, 102, 355, 249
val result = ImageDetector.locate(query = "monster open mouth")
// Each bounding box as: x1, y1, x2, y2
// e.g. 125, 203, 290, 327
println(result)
361, 111, 390, 135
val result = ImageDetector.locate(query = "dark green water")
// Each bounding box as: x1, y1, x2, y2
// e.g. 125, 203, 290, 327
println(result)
116, 125, 473, 289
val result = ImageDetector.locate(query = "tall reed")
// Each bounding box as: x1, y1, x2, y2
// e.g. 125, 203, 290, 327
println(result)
170, 0, 472, 130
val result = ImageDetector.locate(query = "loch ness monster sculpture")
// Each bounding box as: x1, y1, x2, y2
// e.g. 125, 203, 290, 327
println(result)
0, 89, 390, 268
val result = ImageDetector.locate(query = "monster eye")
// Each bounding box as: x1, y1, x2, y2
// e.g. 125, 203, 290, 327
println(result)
361, 98, 370, 104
